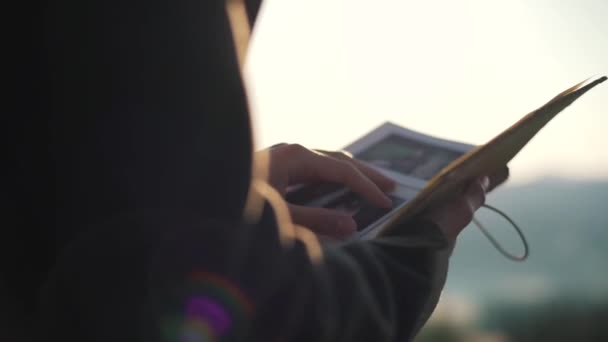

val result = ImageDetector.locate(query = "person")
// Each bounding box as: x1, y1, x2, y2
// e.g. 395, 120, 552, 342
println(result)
3, 0, 491, 341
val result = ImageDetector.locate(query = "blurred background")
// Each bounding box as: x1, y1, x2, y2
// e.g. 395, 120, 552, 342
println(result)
245, 0, 608, 341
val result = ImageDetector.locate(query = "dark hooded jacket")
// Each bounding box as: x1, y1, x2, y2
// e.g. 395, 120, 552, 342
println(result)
3, 0, 451, 341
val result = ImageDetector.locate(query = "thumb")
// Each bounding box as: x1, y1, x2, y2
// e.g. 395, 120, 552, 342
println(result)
288, 204, 357, 238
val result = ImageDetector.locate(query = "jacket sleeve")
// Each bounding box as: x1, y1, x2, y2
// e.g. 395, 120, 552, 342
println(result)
38, 195, 451, 342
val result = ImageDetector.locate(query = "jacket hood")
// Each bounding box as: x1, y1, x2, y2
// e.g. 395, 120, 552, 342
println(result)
5, 0, 255, 310
246, 0, 264, 25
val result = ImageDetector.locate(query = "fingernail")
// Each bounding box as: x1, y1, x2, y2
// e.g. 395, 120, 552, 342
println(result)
479, 176, 490, 192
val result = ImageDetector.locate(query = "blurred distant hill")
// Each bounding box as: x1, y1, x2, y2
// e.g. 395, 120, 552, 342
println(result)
445, 178, 608, 304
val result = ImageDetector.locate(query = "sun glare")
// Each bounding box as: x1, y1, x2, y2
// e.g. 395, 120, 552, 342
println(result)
246, 0, 608, 182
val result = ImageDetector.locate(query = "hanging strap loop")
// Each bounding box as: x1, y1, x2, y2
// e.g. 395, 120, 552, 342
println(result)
473, 204, 529, 262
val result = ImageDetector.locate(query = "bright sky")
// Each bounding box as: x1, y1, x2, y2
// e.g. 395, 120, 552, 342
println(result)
245, 0, 608, 183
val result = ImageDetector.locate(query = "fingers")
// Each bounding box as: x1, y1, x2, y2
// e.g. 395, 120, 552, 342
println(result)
316, 150, 396, 191
282, 145, 393, 208
425, 176, 489, 241
309, 154, 393, 208
289, 204, 357, 238
487, 166, 509, 192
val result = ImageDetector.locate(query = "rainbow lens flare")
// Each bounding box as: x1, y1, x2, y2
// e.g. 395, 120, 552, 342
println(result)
162, 271, 254, 341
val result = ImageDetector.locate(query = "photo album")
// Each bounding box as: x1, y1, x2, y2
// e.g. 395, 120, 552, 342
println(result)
286, 76, 607, 240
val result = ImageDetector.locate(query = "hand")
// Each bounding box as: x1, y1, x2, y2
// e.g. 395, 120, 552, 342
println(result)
262, 144, 396, 238
423, 176, 490, 244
